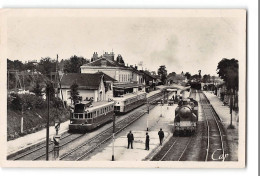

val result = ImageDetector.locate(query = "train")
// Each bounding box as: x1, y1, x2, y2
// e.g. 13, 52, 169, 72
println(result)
69, 91, 147, 132
203, 84, 216, 91
173, 98, 198, 135
189, 82, 202, 90
69, 101, 115, 132
113, 92, 147, 114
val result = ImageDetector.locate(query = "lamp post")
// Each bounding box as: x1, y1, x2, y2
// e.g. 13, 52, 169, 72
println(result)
160, 98, 163, 117
146, 101, 150, 131
112, 114, 115, 161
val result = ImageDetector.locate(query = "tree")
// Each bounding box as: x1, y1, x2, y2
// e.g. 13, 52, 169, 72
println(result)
116, 54, 125, 66
184, 72, 191, 80
190, 74, 201, 82
217, 58, 238, 129
217, 58, 238, 91
37, 57, 56, 75
70, 82, 80, 105
24, 62, 36, 72
150, 71, 156, 75
63, 55, 89, 73
7, 59, 24, 71
202, 74, 211, 83
168, 72, 176, 78
32, 81, 43, 97
157, 65, 167, 85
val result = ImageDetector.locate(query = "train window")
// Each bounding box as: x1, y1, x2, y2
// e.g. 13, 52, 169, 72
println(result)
79, 114, 83, 119
85, 114, 88, 119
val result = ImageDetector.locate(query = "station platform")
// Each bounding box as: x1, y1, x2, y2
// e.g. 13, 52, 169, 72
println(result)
203, 91, 239, 161
7, 121, 70, 156
88, 130, 170, 161
7, 87, 174, 157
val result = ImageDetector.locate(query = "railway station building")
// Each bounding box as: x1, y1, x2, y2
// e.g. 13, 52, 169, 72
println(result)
80, 52, 146, 97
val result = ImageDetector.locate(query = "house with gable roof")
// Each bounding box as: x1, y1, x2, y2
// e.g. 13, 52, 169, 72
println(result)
59, 72, 116, 106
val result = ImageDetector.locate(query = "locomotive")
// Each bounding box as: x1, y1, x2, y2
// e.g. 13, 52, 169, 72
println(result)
189, 82, 202, 90
173, 98, 198, 135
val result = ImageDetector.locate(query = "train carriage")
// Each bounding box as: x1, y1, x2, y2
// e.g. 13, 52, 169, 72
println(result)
113, 92, 147, 114
69, 101, 115, 132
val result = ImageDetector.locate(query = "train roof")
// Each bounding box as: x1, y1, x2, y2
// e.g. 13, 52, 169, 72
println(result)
78, 101, 115, 112
113, 91, 147, 101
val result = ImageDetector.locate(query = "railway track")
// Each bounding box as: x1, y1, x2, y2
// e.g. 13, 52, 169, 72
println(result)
152, 135, 194, 161
9, 132, 84, 160
10, 90, 166, 161
198, 91, 228, 161
151, 89, 196, 161
60, 94, 162, 161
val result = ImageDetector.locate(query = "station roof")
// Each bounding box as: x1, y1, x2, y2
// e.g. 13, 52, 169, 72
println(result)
113, 82, 144, 89
60, 72, 116, 90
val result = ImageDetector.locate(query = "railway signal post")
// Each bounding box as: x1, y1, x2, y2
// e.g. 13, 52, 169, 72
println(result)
53, 135, 61, 160
53, 121, 61, 160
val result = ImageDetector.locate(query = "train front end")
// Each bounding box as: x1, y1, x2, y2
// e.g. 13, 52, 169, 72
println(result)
69, 104, 93, 132
174, 103, 197, 135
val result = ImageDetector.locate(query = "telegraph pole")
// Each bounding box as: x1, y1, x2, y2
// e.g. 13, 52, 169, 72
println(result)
46, 84, 50, 161
21, 105, 24, 134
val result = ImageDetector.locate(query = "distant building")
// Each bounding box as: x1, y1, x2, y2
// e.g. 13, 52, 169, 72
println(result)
59, 72, 116, 106
167, 74, 187, 84
139, 70, 157, 92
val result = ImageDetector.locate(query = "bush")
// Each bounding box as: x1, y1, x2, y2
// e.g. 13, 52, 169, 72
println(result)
9, 93, 22, 111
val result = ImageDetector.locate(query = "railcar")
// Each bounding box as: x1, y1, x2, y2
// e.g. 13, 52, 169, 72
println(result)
113, 92, 147, 114
69, 101, 115, 132
174, 99, 198, 135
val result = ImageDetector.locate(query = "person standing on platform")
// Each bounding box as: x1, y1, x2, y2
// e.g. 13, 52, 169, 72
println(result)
158, 128, 164, 145
145, 132, 150, 150
127, 131, 134, 149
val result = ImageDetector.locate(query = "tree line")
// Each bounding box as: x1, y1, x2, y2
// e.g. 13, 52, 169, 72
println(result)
7, 55, 89, 74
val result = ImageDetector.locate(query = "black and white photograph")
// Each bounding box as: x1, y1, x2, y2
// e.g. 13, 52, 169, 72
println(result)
0, 9, 247, 168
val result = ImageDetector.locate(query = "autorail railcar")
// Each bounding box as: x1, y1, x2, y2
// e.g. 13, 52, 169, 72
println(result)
113, 92, 147, 114
69, 101, 115, 132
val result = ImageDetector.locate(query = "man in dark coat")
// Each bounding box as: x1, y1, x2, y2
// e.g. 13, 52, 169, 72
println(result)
158, 128, 164, 145
145, 132, 150, 150
127, 131, 134, 149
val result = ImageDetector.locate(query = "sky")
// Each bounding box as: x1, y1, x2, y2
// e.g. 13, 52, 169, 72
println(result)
4, 10, 246, 76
